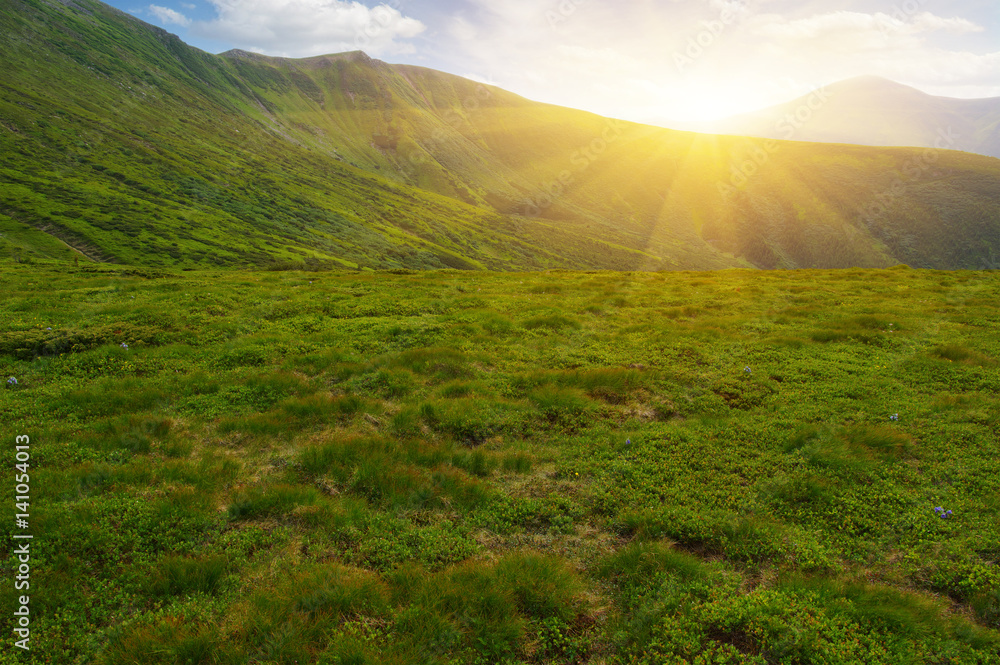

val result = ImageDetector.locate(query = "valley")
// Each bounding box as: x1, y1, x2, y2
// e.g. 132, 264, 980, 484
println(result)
3, 0, 1000, 271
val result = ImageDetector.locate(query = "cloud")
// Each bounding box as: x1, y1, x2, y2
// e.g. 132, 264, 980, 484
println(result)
908, 13, 983, 35
192, 0, 425, 58
733, 9, 997, 94
751, 11, 907, 51
149, 4, 192, 27
415, 1, 1000, 125
750, 10, 984, 49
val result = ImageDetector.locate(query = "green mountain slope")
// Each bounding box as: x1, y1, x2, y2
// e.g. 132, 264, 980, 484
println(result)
0, 0, 619, 271
2, 0, 1000, 269
228, 56, 1000, 270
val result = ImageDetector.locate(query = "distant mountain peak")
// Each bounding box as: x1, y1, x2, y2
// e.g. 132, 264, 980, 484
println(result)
825, 76, 931, 100
836, 74, 912, 87
712, 75, 1000, 159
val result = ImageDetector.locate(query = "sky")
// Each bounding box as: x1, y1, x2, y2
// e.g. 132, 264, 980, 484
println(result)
105, 0, 1000, 127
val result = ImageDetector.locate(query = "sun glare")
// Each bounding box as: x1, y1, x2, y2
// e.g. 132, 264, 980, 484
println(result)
665, 80, 769, 124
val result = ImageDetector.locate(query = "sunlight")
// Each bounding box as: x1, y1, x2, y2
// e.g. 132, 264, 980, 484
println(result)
666, 80, 764, 123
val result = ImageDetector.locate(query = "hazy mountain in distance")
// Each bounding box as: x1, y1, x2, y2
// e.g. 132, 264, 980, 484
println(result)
709, 76, 1000, 159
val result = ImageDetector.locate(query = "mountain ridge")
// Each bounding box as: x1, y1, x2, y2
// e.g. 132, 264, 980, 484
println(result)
711, 76, 1000, 160
2, 0, 1000, 270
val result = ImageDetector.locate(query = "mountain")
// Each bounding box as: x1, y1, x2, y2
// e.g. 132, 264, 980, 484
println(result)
3, 0, 1000, 270
711, 76, 1000, 160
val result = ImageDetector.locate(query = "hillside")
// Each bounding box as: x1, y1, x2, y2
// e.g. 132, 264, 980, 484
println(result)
0, 1, 579, 272
2, 262, 999, 662
3, 0, 1000, 270
712, 76, 1000, 160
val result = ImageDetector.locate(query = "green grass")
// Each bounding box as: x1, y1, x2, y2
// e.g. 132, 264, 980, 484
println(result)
2, 262, 999, 663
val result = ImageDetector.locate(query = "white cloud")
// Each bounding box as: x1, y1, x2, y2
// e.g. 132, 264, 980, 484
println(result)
413, 2, 1000, 124
751, 11, 907, 51
908, 13, 983, 35
149, 4, 192, 27
193, 0, 425, 58
750, 10, 984, 49
727, 9, 997, 98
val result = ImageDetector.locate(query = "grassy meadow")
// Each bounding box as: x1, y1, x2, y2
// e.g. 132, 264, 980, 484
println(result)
2, 261, 1000, 664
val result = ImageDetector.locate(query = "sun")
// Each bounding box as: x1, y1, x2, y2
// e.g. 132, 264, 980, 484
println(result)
666, 79, 769, 123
